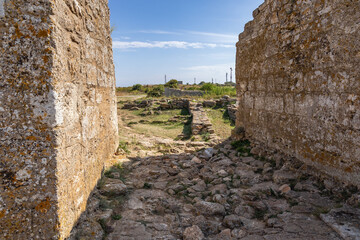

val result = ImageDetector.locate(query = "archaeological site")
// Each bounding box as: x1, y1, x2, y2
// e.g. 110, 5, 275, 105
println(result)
0, 0, 359, 239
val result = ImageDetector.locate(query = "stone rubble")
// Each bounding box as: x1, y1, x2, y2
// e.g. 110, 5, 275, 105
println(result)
70, 139, 360, 240
189, 102, 218, 142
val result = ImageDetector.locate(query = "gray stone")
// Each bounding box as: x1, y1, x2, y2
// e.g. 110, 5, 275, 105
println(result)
273, 170, 297, 184
100, 177, 127, 196
223, 214, 243, 228
320, 206, 360, 240
183, 225, 204, 240
107, 220, 152, 240
194, 201, 226, 216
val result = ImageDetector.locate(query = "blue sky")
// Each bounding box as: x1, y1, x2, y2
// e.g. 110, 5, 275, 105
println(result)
109, 0, 264, 87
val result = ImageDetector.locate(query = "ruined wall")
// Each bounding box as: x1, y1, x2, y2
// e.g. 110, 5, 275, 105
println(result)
164, 87, 204, 97
236, 0, 360, 186
0, 0, 118, 239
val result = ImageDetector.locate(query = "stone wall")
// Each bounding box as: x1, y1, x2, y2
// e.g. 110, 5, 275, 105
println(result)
164, 87, 204, 97
0, 0, 118, 239
236, 0, 360, 186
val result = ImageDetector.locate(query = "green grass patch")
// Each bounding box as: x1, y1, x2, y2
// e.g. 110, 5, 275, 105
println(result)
206, 108, 234, 139
118, 141, 130, 154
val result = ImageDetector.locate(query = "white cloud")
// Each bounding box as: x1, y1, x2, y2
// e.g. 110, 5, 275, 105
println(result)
112, 41, 234, 49
188, 31, 236, 39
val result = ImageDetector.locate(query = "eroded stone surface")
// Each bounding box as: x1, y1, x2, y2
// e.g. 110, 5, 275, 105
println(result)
235, 0, 360, 187
72, 139, 359, 239
0, 0, 117, 238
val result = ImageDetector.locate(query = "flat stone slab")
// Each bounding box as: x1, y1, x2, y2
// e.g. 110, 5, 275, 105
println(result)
320, 206, 360, 240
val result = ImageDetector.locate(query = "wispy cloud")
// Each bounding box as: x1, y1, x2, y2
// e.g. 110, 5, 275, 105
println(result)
113, 41, 234, 49
188, 31, 236, 39
135, 30, 237, 43
113, 36, 131, 41
138, 30, 181, 35
181, 64, 234, 72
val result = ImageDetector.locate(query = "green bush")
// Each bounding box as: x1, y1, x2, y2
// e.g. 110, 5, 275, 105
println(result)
147, 86, 164, 97
165, 79, 178, 89
132, 84, 142, 91
200, 83, 236, 97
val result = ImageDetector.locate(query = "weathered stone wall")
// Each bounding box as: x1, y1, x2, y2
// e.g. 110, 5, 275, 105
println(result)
0, 0, 118, 239
164, 87, 204, 97
236, 0, 360, 186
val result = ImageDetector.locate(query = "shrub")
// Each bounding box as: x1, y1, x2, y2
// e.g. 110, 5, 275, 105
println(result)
132, 84, 142, 91
200, 83, 236, 97
147, 86, 164, 97
165, 79, 178, 89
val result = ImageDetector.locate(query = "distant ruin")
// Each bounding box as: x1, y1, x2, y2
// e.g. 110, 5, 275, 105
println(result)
235, 0, 360, 187
0, 0, 117, 239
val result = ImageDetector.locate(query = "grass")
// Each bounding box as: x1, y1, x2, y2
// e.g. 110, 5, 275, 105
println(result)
112, 214, 122, 220
118, 141, 130, 154
205, 108, 234, 139
104, 162, 128, 182
121, 108, 191, 140
313, 207, 331, 218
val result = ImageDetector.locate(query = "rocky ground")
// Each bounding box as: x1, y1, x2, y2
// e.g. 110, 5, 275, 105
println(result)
70, 137, 360, 240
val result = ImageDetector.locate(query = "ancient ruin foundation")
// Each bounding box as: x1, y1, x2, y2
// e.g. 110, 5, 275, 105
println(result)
0, 0, 118, 239
236, 0, 360, 186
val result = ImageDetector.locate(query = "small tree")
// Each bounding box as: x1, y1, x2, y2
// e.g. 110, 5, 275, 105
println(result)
132, 84, 142, 91
165, 79, 178, 89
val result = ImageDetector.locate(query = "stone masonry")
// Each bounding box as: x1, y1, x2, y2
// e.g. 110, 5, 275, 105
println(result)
236, 0, 360, 186
0, 0, 118, 239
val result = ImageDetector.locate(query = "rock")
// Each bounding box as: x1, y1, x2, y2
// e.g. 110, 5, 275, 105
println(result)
194, 201, 226, 216
74, 220, 104, 240
100, 177, 127, 196
127, 197, 144, 210
239, 217, 266, 232
320, 206, 360, 239
192, 180, 207, 192
203, 100, 216, 108
203, 148, 214, 159
231, 228, 247, 238
191, 156, 202, 164
273, 170, 297, 184
183, 225, 204, 240
218, 169, 228, 177
95, 209, 113, 221
153, 181, 168, 189
210, 184, 228, 195
235, 205, 255, 219
294, 181, 318, 192
215, 229, 232, 240
347, 194, 360, 207
223, 214, 243, 228
279, 184, 291, 194
107, 220, 152, 240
